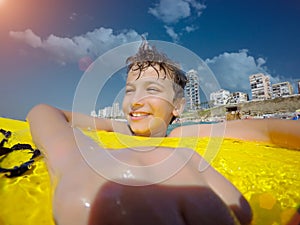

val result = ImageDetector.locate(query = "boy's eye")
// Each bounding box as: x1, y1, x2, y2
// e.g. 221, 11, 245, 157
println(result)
125, 88, 134, 94
147, 87, 160, 93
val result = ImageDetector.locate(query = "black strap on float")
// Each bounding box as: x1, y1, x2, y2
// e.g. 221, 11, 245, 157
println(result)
0, 129, 41, 178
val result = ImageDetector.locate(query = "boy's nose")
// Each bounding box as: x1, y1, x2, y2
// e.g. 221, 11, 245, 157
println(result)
130, 90, 146, 110
131, 99, 144, 110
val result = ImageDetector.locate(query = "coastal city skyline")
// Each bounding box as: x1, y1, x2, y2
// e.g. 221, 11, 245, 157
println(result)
92, 71, 300, 119
1, 0, 300, 120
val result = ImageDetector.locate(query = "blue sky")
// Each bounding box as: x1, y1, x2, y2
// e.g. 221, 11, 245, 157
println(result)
0, 0, 299, 120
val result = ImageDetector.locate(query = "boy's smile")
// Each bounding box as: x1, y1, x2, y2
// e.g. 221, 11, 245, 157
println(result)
130, 112, 150, 120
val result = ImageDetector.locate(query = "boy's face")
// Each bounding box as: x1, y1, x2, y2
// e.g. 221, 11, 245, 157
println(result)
122, 65, 180, 137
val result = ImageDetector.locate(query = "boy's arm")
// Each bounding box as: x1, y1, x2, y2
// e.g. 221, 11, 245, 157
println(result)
62, 109, 113, 131
170, 119, 300, 150
28, 104, 130, 136
27, 104, 74, 150
26, 104, 129, 171
224, 119, 300, 149
62, 109, 130, 134
26, 104, 81, 172
257, 119, 300, 149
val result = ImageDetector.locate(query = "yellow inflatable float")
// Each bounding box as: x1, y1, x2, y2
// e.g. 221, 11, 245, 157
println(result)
0, 117, 299, 225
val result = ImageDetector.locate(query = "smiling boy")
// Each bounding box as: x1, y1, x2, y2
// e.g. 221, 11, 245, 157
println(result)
26, 40, 300, 225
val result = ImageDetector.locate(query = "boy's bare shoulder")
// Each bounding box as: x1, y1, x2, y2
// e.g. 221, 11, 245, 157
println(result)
168, 123, 213, 137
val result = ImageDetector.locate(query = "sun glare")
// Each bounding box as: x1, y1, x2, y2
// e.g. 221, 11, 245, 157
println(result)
0, 0, 5, 6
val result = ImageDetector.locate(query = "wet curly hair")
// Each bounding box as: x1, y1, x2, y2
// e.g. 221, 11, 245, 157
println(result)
126, 39, 187, 99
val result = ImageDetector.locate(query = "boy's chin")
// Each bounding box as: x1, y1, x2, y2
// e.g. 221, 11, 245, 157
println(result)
130, 119, 167, 137
129, 125, 151, 136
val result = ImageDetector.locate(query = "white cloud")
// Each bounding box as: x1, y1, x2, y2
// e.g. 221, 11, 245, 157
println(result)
149, 0, 205, 41
9, 29, 42, 48
164, 26, 179, 42
9, 28, 142, 64
187, 0, 206, 15
256, 57, 266, 67
185, 25, 198, 33
204, 50, 280, 94
149, 0, 190, 24
149, 0, 205, 24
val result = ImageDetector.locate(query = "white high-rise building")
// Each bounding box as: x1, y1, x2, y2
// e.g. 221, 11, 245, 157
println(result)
96, 102, 124, 118
91, 110, 97, 117
98, 106, 112, 118
210, 89, 230, 106
228, 92, 249, 104
112, 102, 120, 118
249, 73, 272, 100
185, 69, 201, 110
272, 82, 293, 98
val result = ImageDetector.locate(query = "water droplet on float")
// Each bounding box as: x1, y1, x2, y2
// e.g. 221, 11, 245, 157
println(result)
81, 198, 91, 208
122, 169, 134, 179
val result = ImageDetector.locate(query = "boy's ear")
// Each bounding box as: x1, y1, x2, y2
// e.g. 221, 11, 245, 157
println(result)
172, 98, 186, 117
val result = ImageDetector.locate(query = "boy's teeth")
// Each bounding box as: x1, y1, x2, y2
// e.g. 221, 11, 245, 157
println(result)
132, 113, 147, 117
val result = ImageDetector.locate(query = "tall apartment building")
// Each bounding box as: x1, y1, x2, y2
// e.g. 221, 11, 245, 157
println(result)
185, 69, 201, 110
91, 110, 98, 117
228, 92, 249, 104
210, 89, 230, 106
92, 102, 124, 118
111, 102, 121, 118
249, 73, 272, 100
272, 81, 293, 98
98, 106, 112, 118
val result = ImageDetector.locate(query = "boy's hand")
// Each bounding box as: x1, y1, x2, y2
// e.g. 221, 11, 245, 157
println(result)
89, 181, 241, 225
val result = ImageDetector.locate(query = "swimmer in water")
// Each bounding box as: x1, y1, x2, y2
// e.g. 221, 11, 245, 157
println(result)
27, 41, 300, 225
